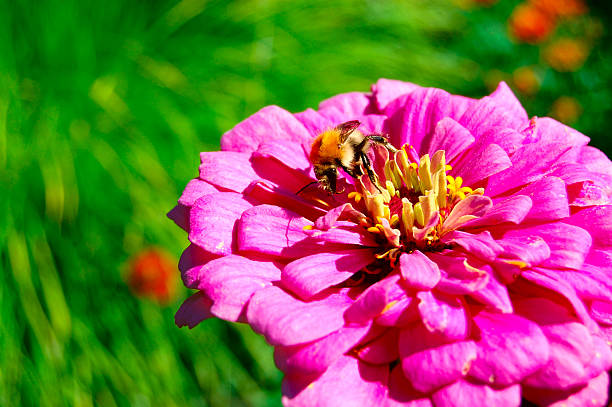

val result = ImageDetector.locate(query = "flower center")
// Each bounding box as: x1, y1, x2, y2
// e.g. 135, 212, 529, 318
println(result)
348, 145, 484, 261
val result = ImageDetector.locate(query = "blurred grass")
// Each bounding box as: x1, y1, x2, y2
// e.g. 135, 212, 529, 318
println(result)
1, 0, 610, 406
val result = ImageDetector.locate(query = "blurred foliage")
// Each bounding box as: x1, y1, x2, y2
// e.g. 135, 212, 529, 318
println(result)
1, 0, 610, 406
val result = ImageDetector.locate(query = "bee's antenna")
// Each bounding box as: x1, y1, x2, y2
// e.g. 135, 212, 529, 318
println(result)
296, 181, 319, 195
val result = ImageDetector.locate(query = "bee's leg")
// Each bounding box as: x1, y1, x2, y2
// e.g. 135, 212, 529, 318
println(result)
360, 152, 383, 192
366, 135, 398, 153
339, 163, 362, 178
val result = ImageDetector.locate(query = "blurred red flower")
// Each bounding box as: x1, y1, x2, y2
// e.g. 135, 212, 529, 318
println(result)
509, 3, 556, 44
542, 38, 589, 72
127, 248, 178, 304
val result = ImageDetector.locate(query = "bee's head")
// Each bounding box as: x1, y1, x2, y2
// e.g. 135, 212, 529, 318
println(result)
314, 164, 338, 194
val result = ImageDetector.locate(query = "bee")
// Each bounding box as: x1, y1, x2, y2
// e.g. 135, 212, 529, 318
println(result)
298, 120, 398, 194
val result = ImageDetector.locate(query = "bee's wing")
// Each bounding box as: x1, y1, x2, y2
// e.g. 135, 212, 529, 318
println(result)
336, 120, 360, 144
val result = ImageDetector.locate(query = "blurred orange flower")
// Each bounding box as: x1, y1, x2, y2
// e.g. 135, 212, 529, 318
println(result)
509, 3, 556, 44
529, 0, 587, 18
550, 96, 582, 124
127, 248, 178, 304
513, 66, 540, 96
542, 38, 589, 72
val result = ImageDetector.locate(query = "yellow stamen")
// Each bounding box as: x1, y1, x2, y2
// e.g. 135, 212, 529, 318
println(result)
414, 202, 425, 228
348, 191, 362, 203
302, 225, 314, 231
401, 198, 414, 235
418, 154, 433, 192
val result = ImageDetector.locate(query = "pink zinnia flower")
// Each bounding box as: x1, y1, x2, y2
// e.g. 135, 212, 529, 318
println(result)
169, 79, 612, 406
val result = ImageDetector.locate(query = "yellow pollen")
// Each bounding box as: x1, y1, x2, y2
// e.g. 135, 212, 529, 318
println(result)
348, 191, 362, 203
503, 259, 529, 269
445, 164, 452, 171
367, 226, 380, 233
311, 198, 331, 208
375, 248, 396, 259
380, 300, 398, 314
390, 214, 400, 226
302, 225, 314, 231
409, 162, 418, 169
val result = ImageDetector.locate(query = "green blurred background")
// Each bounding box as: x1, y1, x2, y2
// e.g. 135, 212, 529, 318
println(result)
1, 0, 610, 405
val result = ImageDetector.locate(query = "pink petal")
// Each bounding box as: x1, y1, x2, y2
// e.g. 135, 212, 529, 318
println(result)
282, 249, 376, 299
417, 291, 469, 340
468, 271, 512, 313
199, 151, 259, 193
167, 204, 189, 231
564, 205, 612, 249
459, 95, 527, 140
399, 250, 441, 290
469, 312, 550, 387
253, 140, 312, 176
175, 291, 213, 329
442, 231, 503, 262
462, 195, 532, 229
578, 145, 612, 177
220, 105, 312, 153
431, 253, 490, 295
383, 87, 455, 154
523, 268, 598, 332
275, 323, 373, 375
477, 127, 525, 156
178, 178, 218, 206
496, 234, 551, 266
515, 299, 595, 390
502, 223, 592, 270
357, 114, 388, 134
237, 204, 311, 258
314, 203, 368, 230
375, 297, 419, 327
399, 323, 477, 393
385, 366, 433, 407
250, 153, 316, 193
428, 118, 475, 162
442, 195, 493, 233
243, 181, 327, 221
356, 328, 399, 364
485, 141, 576, 197
451, 143, 511, 186
513, 176, 570, 222
431, 380, 520, 407
294, 108, 333, 135
529, 117, 590, 147
371, 78, 420, 111
583, 334, 612, 379
282, 356, 388, 407
247, 285, 353, 346
179, 244, 220, 288
345, 274, 409, 325
523, 371, 609, 407
557, 264, 612, 302
317, 91, 375, 121
189, 192, 252, 255
195, 255, 280, 322
590, 300, 612, 325
488, 82, 529, 123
